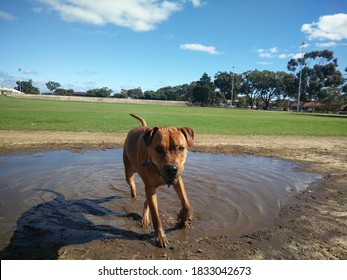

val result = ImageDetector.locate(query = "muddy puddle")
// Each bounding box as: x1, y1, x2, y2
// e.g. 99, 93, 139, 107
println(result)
0, 149, 319, 253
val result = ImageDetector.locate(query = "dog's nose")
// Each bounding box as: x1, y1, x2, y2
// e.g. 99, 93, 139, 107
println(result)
165, 163, 178, 176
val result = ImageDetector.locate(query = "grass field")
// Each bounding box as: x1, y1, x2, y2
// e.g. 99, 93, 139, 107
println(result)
1, 96, 346, 136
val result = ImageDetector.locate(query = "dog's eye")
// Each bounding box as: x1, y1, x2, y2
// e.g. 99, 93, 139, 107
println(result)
155, 146, 164, 154
178, 146, 185, 153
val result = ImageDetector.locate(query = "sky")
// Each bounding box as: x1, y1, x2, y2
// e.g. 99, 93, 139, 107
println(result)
1, 0, 347, 93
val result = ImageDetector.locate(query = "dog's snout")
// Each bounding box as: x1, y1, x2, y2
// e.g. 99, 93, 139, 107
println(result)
165, 163, 178, 176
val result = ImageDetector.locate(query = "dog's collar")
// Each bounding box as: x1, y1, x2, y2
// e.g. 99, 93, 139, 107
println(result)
142, 158, 173, 188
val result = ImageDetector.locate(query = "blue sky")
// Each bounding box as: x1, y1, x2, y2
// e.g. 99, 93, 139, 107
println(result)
1, 0, 346, 93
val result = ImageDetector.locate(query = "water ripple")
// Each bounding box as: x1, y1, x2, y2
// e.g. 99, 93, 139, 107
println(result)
0, 149, 320, 246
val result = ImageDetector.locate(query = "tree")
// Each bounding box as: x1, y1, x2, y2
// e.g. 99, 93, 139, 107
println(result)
257, 70, 279, 109
86, 87, 112, 97
182, 82, 196, 102
239, 70, 262, 109
192, 73, 216, 105
343, 67, 347, 94
260, 71, 295, 109
113, 92, 127, 98
54, 88, 74, 96
121, 88, 143, 99
143, 90, 161, 100
156, 87, 171, 100
214, 71, 240, 103
319, 87, 344, 113
236, 95, 247, 108
46, 81, 61, 92
152, 84, 191, 101
280, 72, 297, 100
15, 79, 40, 94
214, 71, 232, 101
170, 84, 190, 101
287, 50, 345, 102
240, 70, 305, 109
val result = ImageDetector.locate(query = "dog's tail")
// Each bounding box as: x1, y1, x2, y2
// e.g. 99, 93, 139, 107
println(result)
130, 114, 147, 126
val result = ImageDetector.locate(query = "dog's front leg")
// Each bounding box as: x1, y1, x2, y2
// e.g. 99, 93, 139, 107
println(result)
173, 176, 193, 227
145, 187, 169, 248
141, 200, 151, 227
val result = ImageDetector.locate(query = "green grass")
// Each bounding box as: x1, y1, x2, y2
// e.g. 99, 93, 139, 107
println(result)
1, 96, 346, 136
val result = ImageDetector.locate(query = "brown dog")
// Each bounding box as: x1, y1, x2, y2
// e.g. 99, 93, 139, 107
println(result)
123, 114, 194, 247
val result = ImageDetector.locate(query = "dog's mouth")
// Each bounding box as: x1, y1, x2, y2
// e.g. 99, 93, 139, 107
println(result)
153, 163, 181, 187
165, 177, 178, 186
157, 171, 178, 186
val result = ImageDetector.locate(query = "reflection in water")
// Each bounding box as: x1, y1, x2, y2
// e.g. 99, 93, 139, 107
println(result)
0, 149, 319, 258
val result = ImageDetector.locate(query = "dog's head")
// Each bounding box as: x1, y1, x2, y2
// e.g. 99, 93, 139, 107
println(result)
143, 126, 194, 185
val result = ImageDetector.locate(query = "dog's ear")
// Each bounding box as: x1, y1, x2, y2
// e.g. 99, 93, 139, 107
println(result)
179, 127, 194, 147
143, 127, 159, 147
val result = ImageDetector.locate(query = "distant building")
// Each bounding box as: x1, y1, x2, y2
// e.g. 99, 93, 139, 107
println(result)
338, 104, 347, 114
302, 102, 321, 112
288, 101, 320, 112
0, 86, 24, 95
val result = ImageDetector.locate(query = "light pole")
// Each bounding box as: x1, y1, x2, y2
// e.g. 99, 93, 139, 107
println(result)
230, 66, 235, 107
297, 42, 306, 112
18, 68, 22, 93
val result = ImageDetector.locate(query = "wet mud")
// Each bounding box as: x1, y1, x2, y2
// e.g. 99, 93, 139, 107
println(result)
0, 132, 346, 260
0, 149, 323, 259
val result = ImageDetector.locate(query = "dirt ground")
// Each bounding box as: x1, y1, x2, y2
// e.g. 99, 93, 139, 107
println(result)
0, 131, 346, 259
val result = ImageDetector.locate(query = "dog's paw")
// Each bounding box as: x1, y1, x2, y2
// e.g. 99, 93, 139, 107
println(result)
141, 205, 151, 228
178, 209, 195, 228
178, 209, 194, 228
155, 231, 169, 248
141, 216, 151, 228
181, 217, 195, 228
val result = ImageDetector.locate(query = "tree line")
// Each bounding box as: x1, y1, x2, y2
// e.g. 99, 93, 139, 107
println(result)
15, 50, 347, 112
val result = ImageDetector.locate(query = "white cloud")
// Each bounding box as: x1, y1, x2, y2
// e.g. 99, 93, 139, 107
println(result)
0, 71, 48, 92
256, 46, 309, 61
0, 71, 17, 89
301, 13, 347, 41
316, 41, 337, 48
190, 0, 204, 7
256, 62, 272, 65
20, 68, 40, 75
77, 70, 98, 75
257, 47, 278, 58
315, 41, 347, 48
259, 52, 272, 58
0, 10, 17, 21
37, 0, 182, 32
292, 53, 303, 59
278, 53, 298, 59
180, 43, 222, 54
33, 7, 43, 13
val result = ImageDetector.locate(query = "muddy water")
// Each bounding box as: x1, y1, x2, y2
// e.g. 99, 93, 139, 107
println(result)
0, 149, 319, 251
